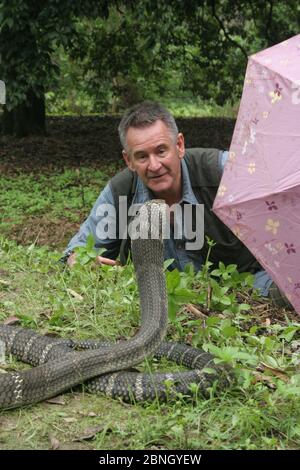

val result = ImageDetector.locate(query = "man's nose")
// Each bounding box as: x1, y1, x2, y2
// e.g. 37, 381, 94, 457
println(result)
148, 155, 162, 171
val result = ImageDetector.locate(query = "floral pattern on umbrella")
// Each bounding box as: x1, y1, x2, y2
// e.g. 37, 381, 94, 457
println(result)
213, 34, 300, 313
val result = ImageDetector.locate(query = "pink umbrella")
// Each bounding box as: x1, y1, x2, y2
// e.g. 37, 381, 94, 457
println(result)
213, 34, 300, 314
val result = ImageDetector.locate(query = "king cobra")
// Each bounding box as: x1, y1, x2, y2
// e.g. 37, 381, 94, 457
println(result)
0, 201, 229, 409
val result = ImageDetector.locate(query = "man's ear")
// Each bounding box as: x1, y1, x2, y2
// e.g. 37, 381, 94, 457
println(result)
176, 132, 185, 159
122, 150, 135, 171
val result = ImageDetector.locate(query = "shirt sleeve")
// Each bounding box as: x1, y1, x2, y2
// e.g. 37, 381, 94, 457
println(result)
65, 183, 121, 260
218, 150, 229, 172
253, 270, 274, 297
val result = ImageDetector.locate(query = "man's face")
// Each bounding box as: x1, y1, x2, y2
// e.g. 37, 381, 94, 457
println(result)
122, 120, 185, 199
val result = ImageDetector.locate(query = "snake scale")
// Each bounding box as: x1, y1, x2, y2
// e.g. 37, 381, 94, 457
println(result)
0, 201, 229, 409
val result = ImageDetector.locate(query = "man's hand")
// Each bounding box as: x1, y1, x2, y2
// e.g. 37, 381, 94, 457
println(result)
95, 256, 119, 266
67, 252, 119, 267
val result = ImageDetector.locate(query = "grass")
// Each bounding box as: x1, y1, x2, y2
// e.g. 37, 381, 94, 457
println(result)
0, 165, 121, 249
1, 237, 300, 450
163, 97, 238, 119
46, 98, 239, 119
0, 164, 300, 450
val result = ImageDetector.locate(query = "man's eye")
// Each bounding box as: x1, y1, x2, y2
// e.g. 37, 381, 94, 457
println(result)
158, 149, 166, 155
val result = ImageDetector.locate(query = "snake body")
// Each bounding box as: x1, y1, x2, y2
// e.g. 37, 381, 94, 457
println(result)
0, 201, 229, 409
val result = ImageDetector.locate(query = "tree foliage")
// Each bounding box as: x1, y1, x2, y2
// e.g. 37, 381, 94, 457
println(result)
0, 0, 299, 135
57, 0, 300, 112
0, 0, 109, 135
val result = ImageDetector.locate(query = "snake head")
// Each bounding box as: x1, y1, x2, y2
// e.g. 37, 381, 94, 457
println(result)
130, 199, 168, 241
130, 200, 168, 268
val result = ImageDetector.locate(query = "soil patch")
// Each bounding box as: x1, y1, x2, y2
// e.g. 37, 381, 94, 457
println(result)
0, 115, 235, 174
9, 215, 81, 249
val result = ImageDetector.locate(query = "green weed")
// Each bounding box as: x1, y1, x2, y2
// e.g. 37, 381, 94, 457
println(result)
0, 194, 300, 450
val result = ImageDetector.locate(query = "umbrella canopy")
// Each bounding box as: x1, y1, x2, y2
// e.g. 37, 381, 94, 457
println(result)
213, 34, 300, 313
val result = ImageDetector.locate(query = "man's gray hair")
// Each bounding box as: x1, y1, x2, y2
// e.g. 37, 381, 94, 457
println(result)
118, 101, 179, 150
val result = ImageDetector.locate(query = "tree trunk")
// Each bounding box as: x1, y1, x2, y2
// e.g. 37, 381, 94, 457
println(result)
2, 88, 46, 137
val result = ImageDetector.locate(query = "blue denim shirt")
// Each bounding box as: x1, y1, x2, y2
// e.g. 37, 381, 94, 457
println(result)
66, 151, 273, 296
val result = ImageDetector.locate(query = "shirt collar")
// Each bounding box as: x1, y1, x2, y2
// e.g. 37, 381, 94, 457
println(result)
180, 158, 198, 204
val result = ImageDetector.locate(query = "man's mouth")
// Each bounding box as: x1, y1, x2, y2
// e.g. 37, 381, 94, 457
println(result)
148, 173, 167, 179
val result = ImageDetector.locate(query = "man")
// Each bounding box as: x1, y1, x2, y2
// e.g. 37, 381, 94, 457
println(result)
64, 101, 290, 307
